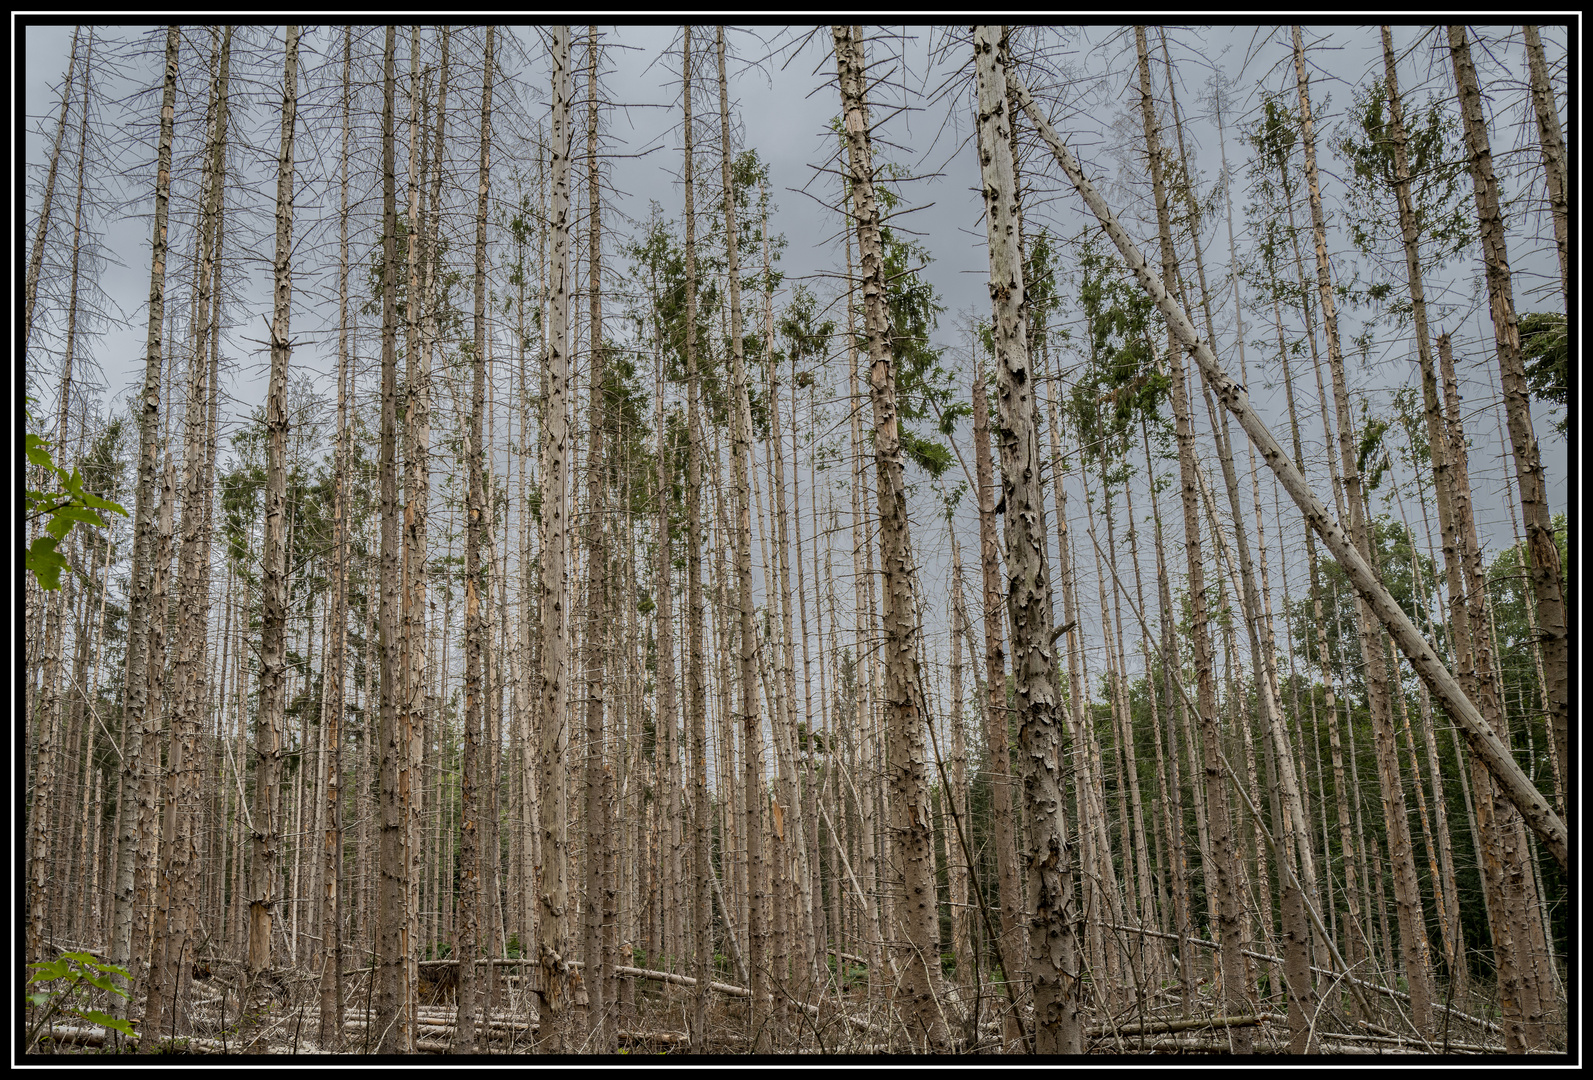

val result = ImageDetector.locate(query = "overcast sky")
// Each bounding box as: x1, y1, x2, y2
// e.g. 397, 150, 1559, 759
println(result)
21, 23, 1570, 696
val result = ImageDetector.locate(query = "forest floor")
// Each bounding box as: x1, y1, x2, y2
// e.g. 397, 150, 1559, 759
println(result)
24, 952, 1566, 1056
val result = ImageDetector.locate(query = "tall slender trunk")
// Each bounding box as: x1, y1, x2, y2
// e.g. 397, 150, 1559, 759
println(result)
537, 25, 574, 1051
1127, 27, 1252, 1047
376, 24, 412, 1054
834, 24, 944, 1049
1521, 26, 1568, 314
458, 24, 495, 1054
972, 360, 1021, 1021
143, 25, 230, 1045
947, 526, 973, 987
1438, 334, 1545, 1052
679, 24, 713, 1046
318, 26, 352, 1049
1292, 29, 1434, 1035
249, 25, 298, 990
1449, 24, 1567, 826
23, 25, 78, 356
109, 27, 177, 1013
973, 26, 1079, 1053
716, 26, 770, 1049
1377, 24, 1470, 999
579, 25, 616, 1052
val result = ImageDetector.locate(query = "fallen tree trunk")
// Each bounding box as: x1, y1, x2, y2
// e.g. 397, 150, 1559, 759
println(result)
1088, 1013, 1288, 1038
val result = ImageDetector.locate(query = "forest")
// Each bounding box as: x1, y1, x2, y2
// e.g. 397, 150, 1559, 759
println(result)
21, 24, 1569, 1056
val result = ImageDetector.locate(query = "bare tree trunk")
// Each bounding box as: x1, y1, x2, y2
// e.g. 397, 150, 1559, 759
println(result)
715, 25, 770, 1050
973, 26, 1079, 1053
318, 25, 352, 1049
1449, 24, 1567, 833
457, 24, 495, 1055
972, 359, 1021, 1039
537, 25, 574, 1052
947, 527, 973, 989
376, 23, 413, 1054
1438, 333, 1545, 1052
1521, 26, 1568, 314
679, 24, 713, 1047
23, 25, 78, 356
1128, 27, 1252, 1048
109, 27, 177, 1016
1291, 32, 1434, 1038
143, 25, 231, 1045
248, 23, 298, 994
1377, 25, 1470, 1000
579, 25, 616, 1053
834, 24, 944, 1050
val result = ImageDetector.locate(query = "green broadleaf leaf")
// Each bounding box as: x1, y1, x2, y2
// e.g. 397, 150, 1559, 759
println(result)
28, 536, 68, 591
77, 1009, 136, 1038
80, 971, 117, 995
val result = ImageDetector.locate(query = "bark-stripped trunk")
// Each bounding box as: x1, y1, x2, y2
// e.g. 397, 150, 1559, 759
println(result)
973, 26, 1079, 1054
537, 25, 574, 1051
1449, 24, 1568, 837
834, 24, 944, 1049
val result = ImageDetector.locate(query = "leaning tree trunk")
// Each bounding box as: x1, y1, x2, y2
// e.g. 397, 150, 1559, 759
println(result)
1521, 25, 1568, 314
973, 25, 1080, 1055
834, 24, 945, 1050
1005, 53, 1567, 869
1449, 24, 1568, 836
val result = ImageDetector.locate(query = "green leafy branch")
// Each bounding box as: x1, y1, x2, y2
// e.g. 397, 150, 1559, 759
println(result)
25, 420, 127, 591
25, 950, 136, 1052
